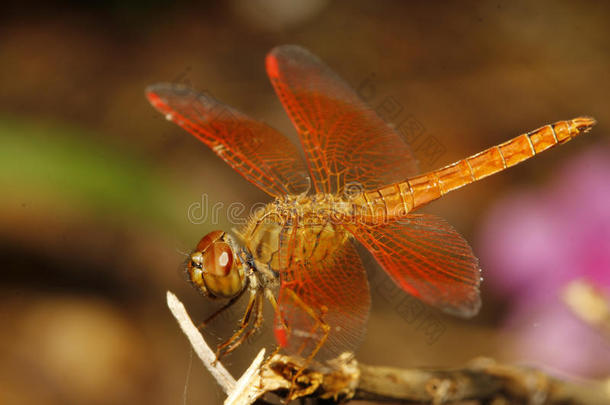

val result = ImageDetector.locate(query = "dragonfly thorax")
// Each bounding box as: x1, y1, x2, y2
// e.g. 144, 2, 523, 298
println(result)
238, 193, 353, 275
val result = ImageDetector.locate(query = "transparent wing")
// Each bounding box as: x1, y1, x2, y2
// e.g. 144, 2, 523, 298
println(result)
146, 83, 309, 197
266, 45, 419, 195
346, 214, 481, 317
274, 222, 370, 359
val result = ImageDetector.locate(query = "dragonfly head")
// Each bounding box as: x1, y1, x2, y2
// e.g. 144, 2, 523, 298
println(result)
187, 230, 246, 299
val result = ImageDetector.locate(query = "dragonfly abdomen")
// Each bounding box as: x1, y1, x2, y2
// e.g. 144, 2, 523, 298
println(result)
353, 117, 596, 224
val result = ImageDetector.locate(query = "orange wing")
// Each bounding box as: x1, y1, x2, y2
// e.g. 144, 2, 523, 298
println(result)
346, 214, 481, 317
275, 225, 370, 359
146, 84, 309, 197
266, 45, 418, 195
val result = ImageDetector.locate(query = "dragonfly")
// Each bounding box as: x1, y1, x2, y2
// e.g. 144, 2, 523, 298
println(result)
147, 45, 595, 365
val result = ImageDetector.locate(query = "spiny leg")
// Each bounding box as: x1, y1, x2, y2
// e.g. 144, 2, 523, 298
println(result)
283, 288, 330, 360
255, 289, 285, 390
265, 288, 288, 332
214, 290, 257, 362
282, 288, 331, 402
295, 303, 329, 356
198, 287, 246, 330
249, 294, 265, 342
219, 293, 265, 357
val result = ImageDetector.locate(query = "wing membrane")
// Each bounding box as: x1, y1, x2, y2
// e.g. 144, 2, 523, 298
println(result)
146, 83, 309, 197
347, 214, 481, 317
266, 45, 419, 195
275, 224, 370, 359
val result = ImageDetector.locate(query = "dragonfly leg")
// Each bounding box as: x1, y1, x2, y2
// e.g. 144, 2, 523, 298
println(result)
197, 286, 246, 330
214, 289, 257, 363
252, 289, 286, 387
265, 288, 287, 331
282, 288, 330, 358
281, 288, 330, 402
219, 293, 264, 357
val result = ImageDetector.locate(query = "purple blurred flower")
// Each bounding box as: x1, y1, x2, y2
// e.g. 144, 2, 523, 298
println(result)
477, 146, 610, 376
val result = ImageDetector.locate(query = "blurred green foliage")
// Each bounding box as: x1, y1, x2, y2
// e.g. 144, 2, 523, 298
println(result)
0, 117, 188, 232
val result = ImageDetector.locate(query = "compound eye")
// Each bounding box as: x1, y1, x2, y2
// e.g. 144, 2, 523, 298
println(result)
203, 242, 233, 276
187, 231, 245, 299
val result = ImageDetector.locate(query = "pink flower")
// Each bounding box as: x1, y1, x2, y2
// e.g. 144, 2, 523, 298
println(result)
477, 146, 610, 376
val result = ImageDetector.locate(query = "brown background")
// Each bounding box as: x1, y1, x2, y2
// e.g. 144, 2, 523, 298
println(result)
1, 1, 608, 404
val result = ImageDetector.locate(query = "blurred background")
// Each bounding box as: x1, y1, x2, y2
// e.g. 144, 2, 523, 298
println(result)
1, 1, 609, 404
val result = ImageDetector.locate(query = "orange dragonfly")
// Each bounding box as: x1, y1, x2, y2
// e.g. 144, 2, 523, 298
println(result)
146, 45, 595, 363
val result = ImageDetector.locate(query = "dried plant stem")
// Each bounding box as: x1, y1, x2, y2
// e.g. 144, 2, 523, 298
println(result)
166, 291, 236, 394
356, 359, 610, 404
167, 291, 610, 404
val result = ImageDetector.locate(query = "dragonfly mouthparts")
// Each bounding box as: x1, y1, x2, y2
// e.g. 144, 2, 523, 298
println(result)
571, 116, 597, 134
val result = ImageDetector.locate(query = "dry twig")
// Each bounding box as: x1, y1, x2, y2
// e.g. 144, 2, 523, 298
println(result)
166, 291, 236, 394
167, 291, 610, 405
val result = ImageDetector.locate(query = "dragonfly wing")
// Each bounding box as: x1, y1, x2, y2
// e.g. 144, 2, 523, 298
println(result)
147, 83, 310, 197
275, 224, 370, 359
266, 45, 418, 195
346, 214, 481, 317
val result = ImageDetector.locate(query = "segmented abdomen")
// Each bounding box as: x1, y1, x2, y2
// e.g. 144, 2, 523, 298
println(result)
353, 117, 595, 223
